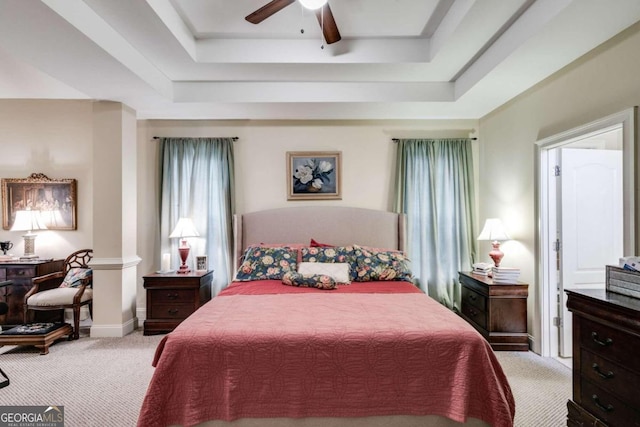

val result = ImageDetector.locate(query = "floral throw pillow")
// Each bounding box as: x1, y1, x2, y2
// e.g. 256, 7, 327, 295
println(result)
235, 246, 297, 281
59, 268, 93, 288
352, 245, 412, 282
282, 271, 337, 290
301, 246, 356, 281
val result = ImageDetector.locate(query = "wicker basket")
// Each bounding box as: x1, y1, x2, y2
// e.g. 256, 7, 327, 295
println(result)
606, 265, 640, 299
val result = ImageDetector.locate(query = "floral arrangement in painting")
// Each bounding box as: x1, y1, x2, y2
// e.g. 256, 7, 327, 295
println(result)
293, 159, 334, 193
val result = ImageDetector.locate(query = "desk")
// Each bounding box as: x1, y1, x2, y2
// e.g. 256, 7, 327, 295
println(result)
0, 259, 64, 328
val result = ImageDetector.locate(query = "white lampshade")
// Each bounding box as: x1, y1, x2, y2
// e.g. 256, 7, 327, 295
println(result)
169, 218, 200, 239
477, 218, 510, 242
298, 0, 328, 10
11, 209, 47, 259
11, 209, 47, 232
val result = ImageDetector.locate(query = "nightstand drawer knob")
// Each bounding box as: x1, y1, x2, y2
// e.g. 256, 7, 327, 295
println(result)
592, 363, 614, 379
592, 394, 614, 413
168, 308, 179, 315
591, 332, 613, 347
469, 308, 478, 317
167, 293, 179, 300
468, 294, 477, 301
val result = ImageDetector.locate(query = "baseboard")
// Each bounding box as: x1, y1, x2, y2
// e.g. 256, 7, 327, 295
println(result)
137, 307, 146, 322
89, 317, 137, 338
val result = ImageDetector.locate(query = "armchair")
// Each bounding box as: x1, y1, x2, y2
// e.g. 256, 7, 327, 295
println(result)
23, 249, 93, 340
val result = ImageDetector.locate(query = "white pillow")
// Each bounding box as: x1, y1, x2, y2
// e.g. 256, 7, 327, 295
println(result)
298, 262, 351, 284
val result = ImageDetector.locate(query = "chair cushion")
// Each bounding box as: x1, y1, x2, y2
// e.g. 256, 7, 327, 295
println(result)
59, 268, 93, 288
27, 288, 93, 306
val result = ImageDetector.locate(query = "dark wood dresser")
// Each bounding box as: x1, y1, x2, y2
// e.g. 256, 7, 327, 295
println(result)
566, 289, 640, 427
0, 259, 64, 328
458, 271, 529, 351
143, 270, 213, 335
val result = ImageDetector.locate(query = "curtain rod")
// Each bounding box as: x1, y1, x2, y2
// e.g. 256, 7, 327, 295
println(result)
392, 137, 477, 142
153, 136, 239, 141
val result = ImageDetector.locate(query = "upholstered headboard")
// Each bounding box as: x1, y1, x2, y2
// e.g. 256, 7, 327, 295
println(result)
233, 206, 406, 268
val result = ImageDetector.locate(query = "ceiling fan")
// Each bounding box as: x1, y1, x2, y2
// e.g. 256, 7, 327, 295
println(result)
245, 0, 342, 44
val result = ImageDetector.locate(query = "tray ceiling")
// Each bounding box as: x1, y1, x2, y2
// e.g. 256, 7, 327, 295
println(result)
0, 0, 639, 120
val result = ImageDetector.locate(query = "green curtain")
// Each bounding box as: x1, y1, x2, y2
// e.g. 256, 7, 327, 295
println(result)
394, 138, 477, 310
159, 137, 235, 296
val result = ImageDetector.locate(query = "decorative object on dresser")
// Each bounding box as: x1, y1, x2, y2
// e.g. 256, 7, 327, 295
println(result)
566, 288, 640, 426
23, 249, 93, 340
143, 270, 212, 335
458, 271, 529, 351
286, 151, 342, 200
0, 259, 64, 328
169, 217, 200, 274
477, 218, 511, 267
2, 173, 77, 230
10, 209, 47, 259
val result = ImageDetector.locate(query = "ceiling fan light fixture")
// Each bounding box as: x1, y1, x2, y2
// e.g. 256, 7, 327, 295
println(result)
298, 0, 327, 10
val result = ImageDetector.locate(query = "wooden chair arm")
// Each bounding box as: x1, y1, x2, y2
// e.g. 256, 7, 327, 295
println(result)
72, 277, 93, 305
25, 272, 66, 302
32, 271, 65, 285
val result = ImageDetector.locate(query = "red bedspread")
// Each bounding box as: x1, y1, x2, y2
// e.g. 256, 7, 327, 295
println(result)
138, 281, 515, 427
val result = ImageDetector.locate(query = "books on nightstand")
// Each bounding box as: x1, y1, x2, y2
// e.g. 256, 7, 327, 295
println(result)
492, 266, 520, 283
472, 262, 493, 276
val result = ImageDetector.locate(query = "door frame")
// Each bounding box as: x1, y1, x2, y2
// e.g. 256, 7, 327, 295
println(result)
534, 107, 638, 357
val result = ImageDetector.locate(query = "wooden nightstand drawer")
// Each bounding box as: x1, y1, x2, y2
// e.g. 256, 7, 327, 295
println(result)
581, 349, 640, 408
461, 286, 486, 311
149, 304, 193, 320
148, 289, 194, 304
580, 380, 640, 427
460, 301, 486, 329
580, 317, 640, 373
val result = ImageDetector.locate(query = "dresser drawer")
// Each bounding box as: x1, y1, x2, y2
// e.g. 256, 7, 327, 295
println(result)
461, 285, 486, 311
148, 289, 194, 304
581, 380, 640, 427
580, 317, 640, 373
149, 303, 194, 320
7, 267, 36, 280
581, 349, 640, 408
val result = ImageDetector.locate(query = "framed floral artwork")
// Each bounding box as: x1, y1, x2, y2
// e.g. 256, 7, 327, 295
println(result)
2, 173, 77, 230
287, 151, 342, 200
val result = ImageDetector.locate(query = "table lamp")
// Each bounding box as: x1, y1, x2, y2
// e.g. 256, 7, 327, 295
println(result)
477, 218, 510, 267
11, 209, 48, 259
169, 218, 199, 274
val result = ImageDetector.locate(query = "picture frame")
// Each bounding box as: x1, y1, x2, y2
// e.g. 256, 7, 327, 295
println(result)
2, 173, 77, 230
196, 255, 208, 271
287, 151, 342, 200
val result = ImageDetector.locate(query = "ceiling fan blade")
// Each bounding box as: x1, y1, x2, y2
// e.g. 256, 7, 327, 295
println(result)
315, 3, 341, 44
246, 0, 295, 24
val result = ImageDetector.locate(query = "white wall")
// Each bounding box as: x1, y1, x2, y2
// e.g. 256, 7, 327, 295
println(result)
0, 99, 94, 258
478, 21, 640, 353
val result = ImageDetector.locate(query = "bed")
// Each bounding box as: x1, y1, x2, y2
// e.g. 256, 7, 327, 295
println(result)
138, 207, 515, 427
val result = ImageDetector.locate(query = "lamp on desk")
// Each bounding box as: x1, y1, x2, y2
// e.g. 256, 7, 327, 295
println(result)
169, 218, 199, 274
477, 218, 510, 268
11, 209, 47, 259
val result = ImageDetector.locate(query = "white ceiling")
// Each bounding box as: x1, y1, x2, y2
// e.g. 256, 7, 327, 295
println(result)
0, 0, 639, 120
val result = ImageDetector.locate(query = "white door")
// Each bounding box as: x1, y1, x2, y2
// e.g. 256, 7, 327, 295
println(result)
559, 148, 623, 357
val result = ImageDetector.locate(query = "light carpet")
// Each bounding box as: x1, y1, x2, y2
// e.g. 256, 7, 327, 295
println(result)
0, 329, 571, 427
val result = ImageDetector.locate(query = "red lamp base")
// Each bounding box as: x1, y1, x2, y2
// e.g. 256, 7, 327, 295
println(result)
488, 241, 504, 268
177, 242, 191, 274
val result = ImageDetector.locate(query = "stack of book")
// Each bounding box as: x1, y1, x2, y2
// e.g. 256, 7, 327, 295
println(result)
472, 262, 493, 276
492, 266, 520, 283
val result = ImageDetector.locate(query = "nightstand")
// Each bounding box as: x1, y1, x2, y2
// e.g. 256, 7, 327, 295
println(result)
458, 271, 529, 351
143, 270, 213, 335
